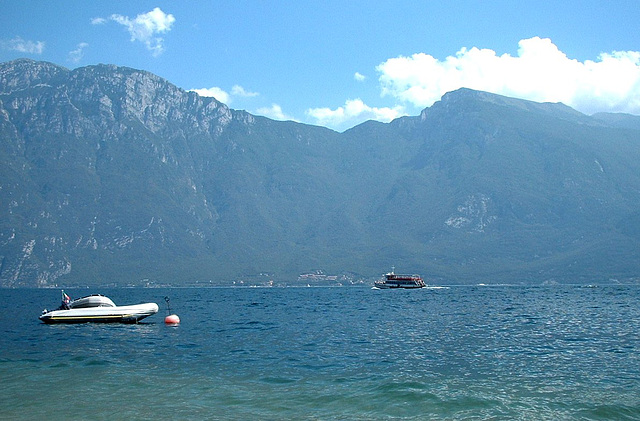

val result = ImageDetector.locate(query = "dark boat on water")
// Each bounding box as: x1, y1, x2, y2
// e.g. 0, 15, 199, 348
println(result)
374, 269, 425, 289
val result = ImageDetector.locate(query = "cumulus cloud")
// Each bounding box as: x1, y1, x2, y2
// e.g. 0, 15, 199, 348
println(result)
306, 99, 405, 131
190, 87, 230, 104
231, 85, 259, 97
377, 37, 640, 115
0, 36, 44, 54
190, 84, 260, 105
256, 104, 295, 121
354, 72, 366, 82
68, 42, 88, 63
109, 7, 175, 56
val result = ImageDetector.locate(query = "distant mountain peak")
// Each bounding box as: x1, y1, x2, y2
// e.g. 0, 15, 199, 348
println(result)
0, 59, 69, 94
422, 88, 586, 123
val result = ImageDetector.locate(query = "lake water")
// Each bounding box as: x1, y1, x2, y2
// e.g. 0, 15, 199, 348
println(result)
1, 285, 639, 420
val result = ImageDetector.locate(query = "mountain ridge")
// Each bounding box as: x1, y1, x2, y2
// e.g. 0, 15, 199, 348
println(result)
1, 59, 640, 286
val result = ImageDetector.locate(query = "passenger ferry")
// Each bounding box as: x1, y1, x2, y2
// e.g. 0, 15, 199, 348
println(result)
374, 268, 425, 289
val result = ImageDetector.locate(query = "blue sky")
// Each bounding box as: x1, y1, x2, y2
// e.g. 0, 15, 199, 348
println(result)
2, 1, 640, 131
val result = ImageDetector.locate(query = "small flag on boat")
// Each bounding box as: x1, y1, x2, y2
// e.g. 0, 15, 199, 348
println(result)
62, 291, 71, 304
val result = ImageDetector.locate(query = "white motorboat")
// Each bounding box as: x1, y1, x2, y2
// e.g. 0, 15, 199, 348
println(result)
39, 291, 159, 324
374, 269, 426, 289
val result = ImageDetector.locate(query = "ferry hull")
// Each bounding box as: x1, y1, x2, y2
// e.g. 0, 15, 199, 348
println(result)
374, 282, 424, 289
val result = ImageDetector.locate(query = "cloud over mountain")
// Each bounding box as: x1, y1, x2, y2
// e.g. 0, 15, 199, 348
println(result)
190, 86, 230, 103
377, 37, 640, 115
306, 99, 405, 131
107, 7, 175, 56
68, 42, 88, 63
0, 36, 45, 54
190, 85, 258, 105
256, 104, 295, 121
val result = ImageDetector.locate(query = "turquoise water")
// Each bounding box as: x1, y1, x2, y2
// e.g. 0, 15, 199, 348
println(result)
1, 285, 639, 420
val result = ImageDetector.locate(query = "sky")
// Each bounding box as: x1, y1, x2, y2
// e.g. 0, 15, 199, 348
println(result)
1, 1, 640, 132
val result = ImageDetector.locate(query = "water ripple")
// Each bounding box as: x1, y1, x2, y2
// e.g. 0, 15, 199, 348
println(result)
1, 285, 640, 419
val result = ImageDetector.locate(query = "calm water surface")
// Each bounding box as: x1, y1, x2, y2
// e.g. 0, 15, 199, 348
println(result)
1, 285, 639, 420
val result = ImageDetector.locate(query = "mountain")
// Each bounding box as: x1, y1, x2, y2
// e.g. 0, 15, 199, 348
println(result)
592, 112, 640, 130
1, 59, 640, 287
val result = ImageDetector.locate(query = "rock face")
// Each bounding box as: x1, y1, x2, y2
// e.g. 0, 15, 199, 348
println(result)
2, 59, 640, 286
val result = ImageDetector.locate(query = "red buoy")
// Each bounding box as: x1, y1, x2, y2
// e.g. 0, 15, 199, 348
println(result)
165, 314, 180, 325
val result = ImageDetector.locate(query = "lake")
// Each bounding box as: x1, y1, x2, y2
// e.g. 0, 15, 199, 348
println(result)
1, 284, 639, 420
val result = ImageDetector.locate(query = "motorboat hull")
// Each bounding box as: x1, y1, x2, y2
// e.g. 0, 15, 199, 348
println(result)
39, 303, 159, 324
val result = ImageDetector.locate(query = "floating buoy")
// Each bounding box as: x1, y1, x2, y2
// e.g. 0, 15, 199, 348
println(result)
165, 314, 180, 325
164, 296, 180, 325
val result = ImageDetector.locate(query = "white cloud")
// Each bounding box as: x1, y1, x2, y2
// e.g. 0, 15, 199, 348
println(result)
190, 84, 260, 105
256, 104, 295, 121
306, 99, 405, 131
377, 37, 640, 115
190, 87, 230, 104
91, 17, 106, 25
110, 7, 175, 57
354, 72, 366, 82
0, 36, 44, 54
231, 85, 259, 97
68, 42, 88, 64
